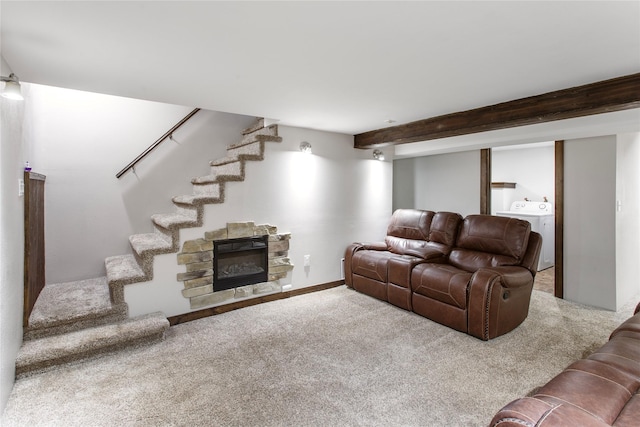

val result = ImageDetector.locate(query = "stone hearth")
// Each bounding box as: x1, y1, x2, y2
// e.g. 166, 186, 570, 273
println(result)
177, 222, 294, 309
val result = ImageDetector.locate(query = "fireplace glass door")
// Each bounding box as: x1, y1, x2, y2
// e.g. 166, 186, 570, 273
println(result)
213, 236, 268, 291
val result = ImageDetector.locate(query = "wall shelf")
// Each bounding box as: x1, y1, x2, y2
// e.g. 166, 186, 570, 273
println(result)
491, 182, 517, 189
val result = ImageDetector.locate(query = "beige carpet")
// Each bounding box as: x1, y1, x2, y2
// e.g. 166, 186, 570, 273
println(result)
2, 286, 636, 427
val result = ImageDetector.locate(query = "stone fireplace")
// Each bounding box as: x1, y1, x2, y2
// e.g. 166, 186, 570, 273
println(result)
177, 222, 294, 309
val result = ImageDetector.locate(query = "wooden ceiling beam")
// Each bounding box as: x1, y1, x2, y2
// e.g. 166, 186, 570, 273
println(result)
354, 73, 640, 149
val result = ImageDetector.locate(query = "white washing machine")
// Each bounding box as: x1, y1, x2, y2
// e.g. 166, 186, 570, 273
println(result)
496, 201, 554, 271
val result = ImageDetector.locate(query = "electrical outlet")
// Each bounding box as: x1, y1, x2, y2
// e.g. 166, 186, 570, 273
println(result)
304, 254, 311, 267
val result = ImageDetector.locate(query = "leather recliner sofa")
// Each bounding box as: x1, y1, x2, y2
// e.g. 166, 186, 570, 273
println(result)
344, 209, 462, 305
344, 209, 542, 340
490, 301, 640, 426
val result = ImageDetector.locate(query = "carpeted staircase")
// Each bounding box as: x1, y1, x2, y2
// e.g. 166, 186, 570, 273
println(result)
17, 118, 282, 377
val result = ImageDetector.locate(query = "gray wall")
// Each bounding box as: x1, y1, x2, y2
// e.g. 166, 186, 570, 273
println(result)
564, 134, 640, 310
393, 150, 480, 216
564, 136, 617, 310
616, 133, 640, 308
0, 56, 25, 415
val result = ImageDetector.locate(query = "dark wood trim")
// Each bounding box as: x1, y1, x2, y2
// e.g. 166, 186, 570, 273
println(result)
554, 141, 564, 299
355, 73, 640, 148
168, 280, 344, 326
491, 182, 517, 189
24, 171, 47, 328
480, 149, 491, 214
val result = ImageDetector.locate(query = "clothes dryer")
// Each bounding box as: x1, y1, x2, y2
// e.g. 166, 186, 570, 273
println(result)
496, 201, 554, 271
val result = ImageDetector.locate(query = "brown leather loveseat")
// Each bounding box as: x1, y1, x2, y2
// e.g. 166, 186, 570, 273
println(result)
344, 209, 542, 340
490, 302, 640, 426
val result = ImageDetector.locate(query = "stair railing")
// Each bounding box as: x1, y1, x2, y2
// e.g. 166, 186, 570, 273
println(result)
116, 108, 201, 178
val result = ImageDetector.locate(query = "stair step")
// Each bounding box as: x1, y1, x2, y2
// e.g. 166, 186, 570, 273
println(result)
225, 141, 265, 162
106, 254, 146, 284
16, 312, 169, 378
191, 174, 217, 185
191, 161, 244, 184
151, 212, 198, 229
241, 118, 264, 135
24, 277, 128, 341
173, 194, 224, 206
210, 156, 240, 167
233, 124, 280, 147
209, 160, 244, 181
129, 232, 173, 257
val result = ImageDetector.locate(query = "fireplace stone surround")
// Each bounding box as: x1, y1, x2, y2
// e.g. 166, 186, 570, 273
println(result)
177, 222, 294, 309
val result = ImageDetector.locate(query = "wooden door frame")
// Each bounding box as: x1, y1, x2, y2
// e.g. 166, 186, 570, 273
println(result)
483, 143, 564, 299
554, 141, 564, 298
480, 149, 491, 214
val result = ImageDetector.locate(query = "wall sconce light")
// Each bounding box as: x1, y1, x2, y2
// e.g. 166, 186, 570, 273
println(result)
372, 149, 385, 161
1, 73, 24, 100
300, 141, 312, 154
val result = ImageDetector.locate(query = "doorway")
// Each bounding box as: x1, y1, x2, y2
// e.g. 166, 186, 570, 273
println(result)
487, 141, 560, 296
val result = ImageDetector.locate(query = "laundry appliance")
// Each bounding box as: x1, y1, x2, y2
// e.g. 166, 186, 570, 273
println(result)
496, 201, 554, 271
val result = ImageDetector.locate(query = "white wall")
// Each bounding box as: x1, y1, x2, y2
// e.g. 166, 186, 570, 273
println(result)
491, 142, 555, 213
392, 150, 480, 216
0, 56, 25, 415
25, 85, 393, 318
616, 133, 640, 308
24, 84, 256, 283
125, 126, 394, 317
564, 136, 617, 310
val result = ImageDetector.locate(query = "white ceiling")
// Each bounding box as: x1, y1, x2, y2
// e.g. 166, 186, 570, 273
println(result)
2, 1, 639, 152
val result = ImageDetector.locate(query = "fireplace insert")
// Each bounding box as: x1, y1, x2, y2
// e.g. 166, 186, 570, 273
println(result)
213, 235, 268, 292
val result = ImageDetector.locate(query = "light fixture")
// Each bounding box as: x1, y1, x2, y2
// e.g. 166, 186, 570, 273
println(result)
1, 73, 23, 100
300, 141, 312, 154
373, 149, 385, 161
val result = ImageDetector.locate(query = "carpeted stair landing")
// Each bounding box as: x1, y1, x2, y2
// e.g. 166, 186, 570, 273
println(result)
18, 277, 169, 378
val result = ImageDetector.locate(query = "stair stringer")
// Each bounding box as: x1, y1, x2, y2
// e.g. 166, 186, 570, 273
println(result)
106, 121, 282, 306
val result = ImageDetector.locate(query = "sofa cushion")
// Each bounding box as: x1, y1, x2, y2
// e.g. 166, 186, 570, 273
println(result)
428, 211, 462, 250
533, 358, 640, 425
411, 263, 471, 309
385, 209, 434, 255
449, 215, 531, 272
588, 334, 640, 378
614, 393, 640, 427
610, 311, 640, 339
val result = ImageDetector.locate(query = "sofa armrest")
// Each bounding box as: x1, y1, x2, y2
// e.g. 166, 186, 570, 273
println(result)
359, 242, 388, 251
344, 243, 364, 287
490, 397, 610, 427
404, 246, 447, 261
467, 267, 534, 340
344, 242, 389, 288
480, 266, 534, 289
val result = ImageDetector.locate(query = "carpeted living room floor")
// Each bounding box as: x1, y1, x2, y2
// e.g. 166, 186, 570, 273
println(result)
2, 285, 636, 427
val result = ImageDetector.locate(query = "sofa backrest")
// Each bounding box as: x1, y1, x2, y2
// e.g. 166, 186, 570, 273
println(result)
449, 215, 531, 272
426, 211, 463, 254
385, 209, 434, 255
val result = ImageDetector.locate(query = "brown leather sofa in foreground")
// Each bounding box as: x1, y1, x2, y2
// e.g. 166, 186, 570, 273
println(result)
490, 302, 640, 426
344, 209, 542, 340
